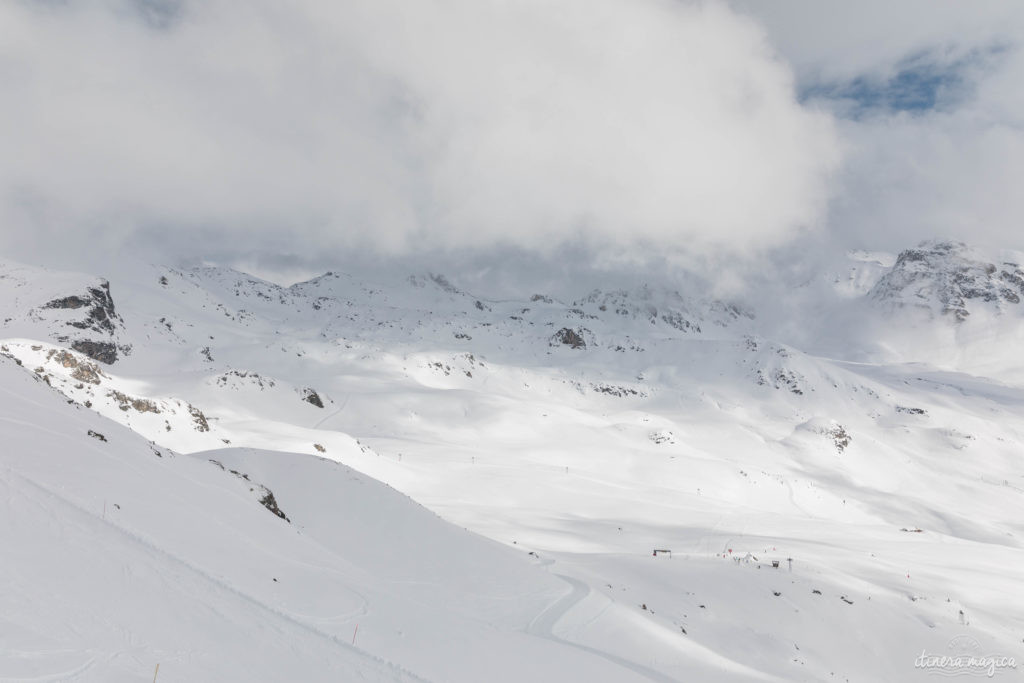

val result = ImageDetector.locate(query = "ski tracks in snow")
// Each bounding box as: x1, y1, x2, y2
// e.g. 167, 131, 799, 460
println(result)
0, 466, 434, 683
314, 394, 349, 429
526, 571, 681, 683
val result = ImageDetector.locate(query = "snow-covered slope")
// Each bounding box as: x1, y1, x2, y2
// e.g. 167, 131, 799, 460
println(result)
2, 246, 1023, 681
1, 355, 679, 683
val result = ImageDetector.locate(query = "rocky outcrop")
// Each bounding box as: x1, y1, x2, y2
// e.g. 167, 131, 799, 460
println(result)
108, 389, 160, 414
45, 282, 121, 335
189, 405, 210, 432
870, 241, 1024, 321
216, 370, 275, 390
552, 327, 587, 349
258, 489, 290, 522
825, 424, 851, 453
34, 280, 128, 364
71, 340, 119, 365
301, 388, 324, 408
209, 459, 290, 522
48, 349, 104, 384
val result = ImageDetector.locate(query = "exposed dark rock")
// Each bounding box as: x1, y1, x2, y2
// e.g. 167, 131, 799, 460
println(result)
45, 295, 90, 310
209, 459, 290, 522
428, 273, 461, 294
50, 349, 76, 367
258, 489, 290, 522
35, 282, 129, 363
107, 390, 160, 413
47, 349, 104, 384
301, 388, 324, 408
46, 283, 121, 335
189, 405, 210, 431
871, 241, 1024, 321
0, 346, 23, 366
552, 327, 587, 349
71, 362, 103, 385
660, 311, 701, 334
772, 369, 804, 395
753, 367, 805, 395
649, 431, 673, 445
71, 340, 119, 365
87, 430, 107, 442
827, 425, 851, 453
896, 406, 927, 416
216, 370, 275, 389
566, 307, 598, 320
591, 382, 641, 397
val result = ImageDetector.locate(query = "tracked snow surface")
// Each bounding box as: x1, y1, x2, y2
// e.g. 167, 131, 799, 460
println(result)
1, 240, 1022, 681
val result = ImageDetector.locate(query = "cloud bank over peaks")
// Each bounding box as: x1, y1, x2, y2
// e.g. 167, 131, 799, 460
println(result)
730, 0, 1024, 253
0, 0, 840, 270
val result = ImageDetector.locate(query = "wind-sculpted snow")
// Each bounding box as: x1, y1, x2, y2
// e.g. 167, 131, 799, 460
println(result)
2, 249, 1024, 681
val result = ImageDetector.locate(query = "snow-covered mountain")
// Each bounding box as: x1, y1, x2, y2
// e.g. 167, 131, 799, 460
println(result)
814, 241, 1024, 379
2, 242, 1023, 682
869, 241, 1024, 319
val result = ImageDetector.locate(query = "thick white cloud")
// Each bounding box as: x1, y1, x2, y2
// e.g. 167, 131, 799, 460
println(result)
731, 0, 1024, 253
0, 0, 839, 268
832, 88, 1024, 251
729, 0, 1024, 82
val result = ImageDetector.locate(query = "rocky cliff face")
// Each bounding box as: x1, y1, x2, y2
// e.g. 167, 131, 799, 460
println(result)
0, 261, 130, 364
41, 281, 127, 363
869, 241, 1024, 321
41, 282, 128, 363
43, 282, 121, 334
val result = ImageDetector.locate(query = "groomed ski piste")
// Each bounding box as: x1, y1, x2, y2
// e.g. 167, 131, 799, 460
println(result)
2, 241, 1022, 681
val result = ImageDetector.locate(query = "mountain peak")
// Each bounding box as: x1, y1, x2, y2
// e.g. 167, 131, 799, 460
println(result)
869, 240, 1024, 321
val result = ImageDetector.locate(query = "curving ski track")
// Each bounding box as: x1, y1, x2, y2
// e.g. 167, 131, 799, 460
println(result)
527, 572, 681, 683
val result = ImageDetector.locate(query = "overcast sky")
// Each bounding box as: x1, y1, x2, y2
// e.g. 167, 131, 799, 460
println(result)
1, 0, 1022, 284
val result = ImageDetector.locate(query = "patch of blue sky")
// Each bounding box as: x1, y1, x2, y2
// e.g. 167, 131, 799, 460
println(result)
800, 45, 1009, 119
